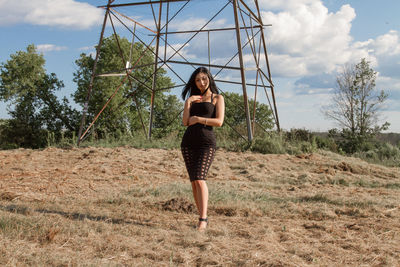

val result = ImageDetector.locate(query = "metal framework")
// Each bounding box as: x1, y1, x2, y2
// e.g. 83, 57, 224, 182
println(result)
77, 0, 280, 145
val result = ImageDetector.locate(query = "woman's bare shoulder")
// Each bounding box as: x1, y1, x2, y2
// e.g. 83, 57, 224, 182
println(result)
212, 94, 224, 105
214, 94, 224, 100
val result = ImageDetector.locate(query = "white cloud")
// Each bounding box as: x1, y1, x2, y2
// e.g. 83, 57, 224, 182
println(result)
37, 44, 67, 52
353, 30, 400, 79
269, 54, 308, 77
376, 75, 400, 105
169, 18, 229, 32
159, 43, 197, 60
0, 0, 103, 29
250, 1, 400, 131
259, 0, 320, 11
382, 111, 400, 132
260, 1, 357, 77
377, 75, 400, 89
78, 46, 94, 51
374, 30, 400, 56
258, 0, 400, 83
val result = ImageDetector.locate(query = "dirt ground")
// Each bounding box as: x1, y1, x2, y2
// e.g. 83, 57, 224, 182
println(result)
0, 146, 399, 266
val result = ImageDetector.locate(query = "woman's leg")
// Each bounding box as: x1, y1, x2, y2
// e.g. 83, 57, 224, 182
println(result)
191, 181, 200, 214
184, 147, 214, 230
193, 180, 208, 230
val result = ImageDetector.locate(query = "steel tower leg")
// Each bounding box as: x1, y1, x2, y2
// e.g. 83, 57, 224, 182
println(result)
77, 0, 113, 146
233, 0, 253, 142
254, 0, 280, 132
148, 3, 163, 139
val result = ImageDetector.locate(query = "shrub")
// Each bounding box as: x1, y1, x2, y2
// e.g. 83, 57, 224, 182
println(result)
353, 141, 400, 167
285, 128, 313, 142
250, 135, 286, 154
79, 130, 182, 149
315, 135, 338, 152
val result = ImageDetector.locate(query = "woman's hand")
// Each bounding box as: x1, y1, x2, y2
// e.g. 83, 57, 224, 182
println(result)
188, 116, 200, 126
183, 95, 202, 126
187, 95, 202, 105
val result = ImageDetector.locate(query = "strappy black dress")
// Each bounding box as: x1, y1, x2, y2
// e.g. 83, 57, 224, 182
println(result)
181, 94, 216, 181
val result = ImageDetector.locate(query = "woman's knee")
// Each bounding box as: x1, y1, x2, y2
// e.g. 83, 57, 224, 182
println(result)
193, 180, 207, 189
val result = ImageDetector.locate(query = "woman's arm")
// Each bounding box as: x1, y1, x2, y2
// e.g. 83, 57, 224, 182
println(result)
182, 99, 191, 126
182, 95, 202, 126
188, 95, 225, 127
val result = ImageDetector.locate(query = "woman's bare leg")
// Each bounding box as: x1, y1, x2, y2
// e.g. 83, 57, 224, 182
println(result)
191, 181, 200, 214
194, 180, 208, 230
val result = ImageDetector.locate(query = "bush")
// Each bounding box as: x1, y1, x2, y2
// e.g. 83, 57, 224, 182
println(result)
236, 130, 320, 155
79, 130, 182, 149
285, 128, 313, 142
353, 141, 400, 167
250, 134, 286, 154
0, 119, 48, 149
314, 135, 338, 152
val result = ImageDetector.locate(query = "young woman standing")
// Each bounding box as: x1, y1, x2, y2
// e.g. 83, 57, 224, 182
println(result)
181, 67, 225, 231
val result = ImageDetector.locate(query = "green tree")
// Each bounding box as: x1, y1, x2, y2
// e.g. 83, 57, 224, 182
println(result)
153, 93, 184, 138
0, 45, 78, 148
73, 35, 177, 139
223, 92, 274, 137
323, 58, 389, 153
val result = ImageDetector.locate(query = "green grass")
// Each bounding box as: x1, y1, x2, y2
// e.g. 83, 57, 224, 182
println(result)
331, 178, 350, 186
294, 194, 375, 208
80, 133, 181, 149
354, 179, 381, 188
124, 182, 193, 200
0, 213, 49, 241
43, 128, 400, 169
385, 183, 400, 189
297, 194, 338, 205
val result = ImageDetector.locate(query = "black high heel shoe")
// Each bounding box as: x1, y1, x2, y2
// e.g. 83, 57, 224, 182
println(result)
198, 217, 208, 231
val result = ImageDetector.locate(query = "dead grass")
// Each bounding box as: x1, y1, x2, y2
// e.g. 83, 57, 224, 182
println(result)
0, 147, 399, 266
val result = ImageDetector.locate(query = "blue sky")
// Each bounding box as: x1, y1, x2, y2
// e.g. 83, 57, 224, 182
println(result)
1, 0, 399, 132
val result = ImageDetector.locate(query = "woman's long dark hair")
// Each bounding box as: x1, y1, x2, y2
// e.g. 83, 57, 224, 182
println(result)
181, 67, 219, 100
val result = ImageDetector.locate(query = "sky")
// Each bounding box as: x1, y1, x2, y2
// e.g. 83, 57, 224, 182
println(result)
0, 0, 399, 133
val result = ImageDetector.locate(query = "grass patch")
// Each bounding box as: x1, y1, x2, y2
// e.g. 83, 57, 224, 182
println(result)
229, 165, 247, 170
2, 145, 399, 266
295, 194, 374, 209
210, 186, 284, 205
80, 131, 182, 150
352, 180, 400, 189
0, 216, 21, 233
344, 200, 375, 209
0, 213, 49, 241
125, 182, 193, 200
297, 194, 339, 205
327, 178, 350, 186
354, 179, 381, 188
99, 196, 129, 206
385, 183, 400, 189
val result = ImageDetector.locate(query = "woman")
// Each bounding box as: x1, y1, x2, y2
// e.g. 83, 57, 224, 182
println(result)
181, 67, 225, 231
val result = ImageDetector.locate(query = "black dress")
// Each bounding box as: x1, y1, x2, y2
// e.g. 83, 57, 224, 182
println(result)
181, 94, 216, 181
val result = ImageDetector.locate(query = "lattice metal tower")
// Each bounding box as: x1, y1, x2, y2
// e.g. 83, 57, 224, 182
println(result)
77, 0, 280, 145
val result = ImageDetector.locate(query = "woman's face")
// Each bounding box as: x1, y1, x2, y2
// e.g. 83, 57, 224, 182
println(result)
195, 72, 210, 93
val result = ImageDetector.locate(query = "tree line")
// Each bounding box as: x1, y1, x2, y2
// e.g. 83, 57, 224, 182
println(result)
0, 35, 393, 161
0, 35, 275, 149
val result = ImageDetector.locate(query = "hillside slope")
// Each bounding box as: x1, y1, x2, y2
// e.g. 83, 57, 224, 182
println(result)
1, 147, 399, 266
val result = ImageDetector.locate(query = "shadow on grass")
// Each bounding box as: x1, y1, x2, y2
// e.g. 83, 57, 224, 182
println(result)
0, 204, 154, 227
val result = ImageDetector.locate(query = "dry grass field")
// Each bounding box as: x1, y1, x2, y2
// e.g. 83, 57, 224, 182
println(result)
0, 146, 399, 266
